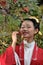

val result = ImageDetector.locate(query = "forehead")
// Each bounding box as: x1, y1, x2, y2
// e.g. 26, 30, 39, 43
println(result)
21, 20, 34, 26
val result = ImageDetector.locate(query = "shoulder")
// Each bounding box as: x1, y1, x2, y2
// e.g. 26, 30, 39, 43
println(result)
37, 46, 43, 59
38, 47, 43, 53
35, 43, 43, 53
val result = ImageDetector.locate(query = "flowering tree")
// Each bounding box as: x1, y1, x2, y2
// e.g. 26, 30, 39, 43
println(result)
0, 0, 43, 54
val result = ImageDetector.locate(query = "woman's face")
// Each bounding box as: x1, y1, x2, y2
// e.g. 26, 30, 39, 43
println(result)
20, 20, 37, 39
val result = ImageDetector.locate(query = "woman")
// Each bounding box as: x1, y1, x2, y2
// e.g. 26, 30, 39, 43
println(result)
0, 16, 43, 65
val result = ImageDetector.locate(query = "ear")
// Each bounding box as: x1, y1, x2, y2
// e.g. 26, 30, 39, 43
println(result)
34, 28, 39, 34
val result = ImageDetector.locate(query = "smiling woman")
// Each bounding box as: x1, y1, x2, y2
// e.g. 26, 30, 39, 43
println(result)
20, 18, 40, 42
0, 16, 43, 65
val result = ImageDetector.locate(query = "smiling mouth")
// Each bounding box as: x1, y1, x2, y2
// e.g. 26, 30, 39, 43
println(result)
23, 32, 29, 35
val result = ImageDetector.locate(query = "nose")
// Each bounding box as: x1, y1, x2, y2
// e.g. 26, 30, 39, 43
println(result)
23, 28, 27, 31
20, 26, 28, 32
23, 27, 28, 30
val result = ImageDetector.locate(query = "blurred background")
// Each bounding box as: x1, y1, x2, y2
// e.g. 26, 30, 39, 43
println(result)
0, 0, 43, 54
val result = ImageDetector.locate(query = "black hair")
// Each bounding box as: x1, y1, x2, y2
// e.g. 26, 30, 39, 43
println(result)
20, 18, 40, 31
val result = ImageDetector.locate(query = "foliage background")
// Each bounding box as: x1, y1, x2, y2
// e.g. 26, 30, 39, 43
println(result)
0, 0, 43, 54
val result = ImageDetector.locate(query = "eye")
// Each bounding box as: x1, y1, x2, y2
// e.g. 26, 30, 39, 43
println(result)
21, 26, 25, 28
27, 26, 31, 28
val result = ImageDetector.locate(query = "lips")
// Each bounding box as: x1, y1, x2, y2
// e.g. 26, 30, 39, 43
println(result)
22, 31, 29, 35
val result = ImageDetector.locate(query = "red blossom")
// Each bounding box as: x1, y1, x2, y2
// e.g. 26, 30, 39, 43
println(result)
0, 1, 6, 6
23, 7, 29, 12
13, 0, 17, 3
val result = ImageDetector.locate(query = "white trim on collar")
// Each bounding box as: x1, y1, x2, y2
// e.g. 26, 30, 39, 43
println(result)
23, 40, 35, 48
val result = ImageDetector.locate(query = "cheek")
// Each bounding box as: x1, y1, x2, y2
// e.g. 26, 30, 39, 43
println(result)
28, 28, 35, 34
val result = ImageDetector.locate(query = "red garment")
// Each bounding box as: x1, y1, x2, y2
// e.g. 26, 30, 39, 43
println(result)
0, 42, 43, 65
0, 46, 16, 65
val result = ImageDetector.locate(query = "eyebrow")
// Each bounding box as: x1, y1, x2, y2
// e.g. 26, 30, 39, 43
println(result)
21, 24, 31, 27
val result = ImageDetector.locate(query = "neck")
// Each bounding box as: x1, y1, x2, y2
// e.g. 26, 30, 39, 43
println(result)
24, 37, 34, 43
